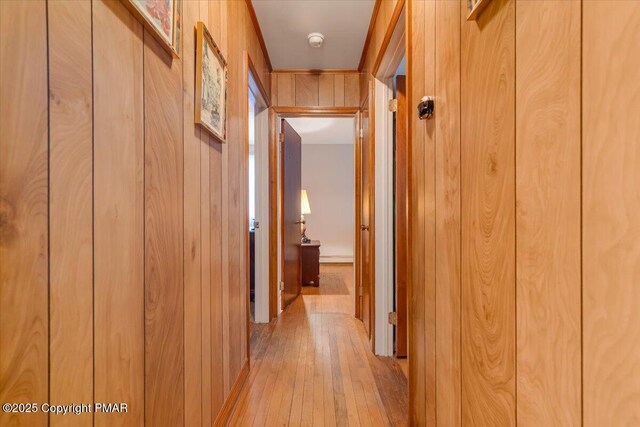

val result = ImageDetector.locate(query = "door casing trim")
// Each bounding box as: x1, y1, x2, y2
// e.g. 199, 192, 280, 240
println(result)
269, 107, 360, 319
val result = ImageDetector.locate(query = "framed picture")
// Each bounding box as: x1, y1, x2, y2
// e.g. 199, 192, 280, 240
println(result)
195, 21, 227, 143
121, 0, 182, 56
467, 0, 491, 20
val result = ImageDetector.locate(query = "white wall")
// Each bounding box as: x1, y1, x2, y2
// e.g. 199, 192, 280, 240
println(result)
301, 144, 354, 263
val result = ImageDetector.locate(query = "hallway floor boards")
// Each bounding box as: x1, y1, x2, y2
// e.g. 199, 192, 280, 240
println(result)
229, 265, 408, 426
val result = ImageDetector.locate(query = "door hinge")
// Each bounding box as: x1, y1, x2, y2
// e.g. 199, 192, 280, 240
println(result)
388, 98, 398, 112
279, 132, 284, 143
279, 281, 285, 291
388, 311, 397, 325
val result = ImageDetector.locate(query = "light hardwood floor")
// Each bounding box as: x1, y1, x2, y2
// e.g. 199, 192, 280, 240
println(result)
229, 265, 408, 426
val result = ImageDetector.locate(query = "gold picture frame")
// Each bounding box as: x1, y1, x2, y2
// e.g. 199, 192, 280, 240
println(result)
467, 0, 491, 20
121, 0, 182, 57
195, 21, 227, 143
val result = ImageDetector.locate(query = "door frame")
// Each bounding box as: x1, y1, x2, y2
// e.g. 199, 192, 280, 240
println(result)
245, 54, 270, 324
268, 107, 360, 317
243, 52, 271, 360
356, 89, 375, 352
363, 2, 406, 357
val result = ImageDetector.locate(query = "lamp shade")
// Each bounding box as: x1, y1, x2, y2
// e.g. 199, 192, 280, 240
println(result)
301, 189, 311, 215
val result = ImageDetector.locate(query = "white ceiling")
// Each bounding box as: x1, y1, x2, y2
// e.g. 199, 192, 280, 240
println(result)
286, 117, 355, 145
251, 0, 375, 70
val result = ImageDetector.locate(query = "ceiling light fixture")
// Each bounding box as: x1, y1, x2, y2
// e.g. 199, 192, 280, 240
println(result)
307, 32, 325, 48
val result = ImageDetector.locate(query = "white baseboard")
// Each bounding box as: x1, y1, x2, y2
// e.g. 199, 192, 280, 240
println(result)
320, 256, 354, 264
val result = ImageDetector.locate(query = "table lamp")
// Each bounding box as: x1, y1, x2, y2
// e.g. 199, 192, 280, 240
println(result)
301, 189, 311, 243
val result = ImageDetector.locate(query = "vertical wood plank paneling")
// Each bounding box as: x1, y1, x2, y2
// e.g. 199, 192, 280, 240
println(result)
48, 1, 93, 424
460, 0, 516, 424
144, 32, 184, 427
199, 4, 213, 427
226, 0, 244, 390
0, 1, 49, 425
319, 74, 335, 107
210, 141, 225, 416
201, 133, 213, 427
434, 0, 461, 425
334, 74, 345, 107
583, 2, 640, 425
277, 73, 294, 106
344, 74, 360, 107
93, 1, 144, 425
271, 72, 358, 107
208, 0, 226, 419
220, 0, 231, 394
295, 74, 320, 106
423, 1, 437, 424
0, 0, 271, 425
271, 75, 278, 107
408, 0, 426, 424
183, 1, 202, 426
515, 1, 582, 425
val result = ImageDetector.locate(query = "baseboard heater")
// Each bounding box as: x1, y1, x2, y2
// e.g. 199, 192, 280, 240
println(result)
319, 256, 354, 264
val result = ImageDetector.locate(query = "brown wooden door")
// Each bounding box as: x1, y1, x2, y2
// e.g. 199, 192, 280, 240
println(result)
281, 119, 302, 310
395, 76, 408, 357
360, 101, 373, 339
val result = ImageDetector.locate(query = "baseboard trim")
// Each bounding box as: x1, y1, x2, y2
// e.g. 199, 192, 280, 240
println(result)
213, 360, 250, 427
320, 256, 354, 264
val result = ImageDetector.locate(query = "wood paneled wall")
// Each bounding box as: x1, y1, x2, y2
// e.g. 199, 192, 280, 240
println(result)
583, 3, 640, 425
270, 72, 359, 107
362, 0, 640, 425
0, 0, 269, 425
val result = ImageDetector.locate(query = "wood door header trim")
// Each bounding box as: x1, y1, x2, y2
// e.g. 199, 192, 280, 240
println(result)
372, 0, 406, 77
245, 0, 273, 72
272, 69, 360, 75
358, 0, 383, 71
272, 106, 359, 117
247, 52, 271, 107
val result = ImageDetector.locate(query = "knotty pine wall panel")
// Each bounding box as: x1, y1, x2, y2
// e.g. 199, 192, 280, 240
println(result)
0, 0, 269, 425
0, 1, 49, 426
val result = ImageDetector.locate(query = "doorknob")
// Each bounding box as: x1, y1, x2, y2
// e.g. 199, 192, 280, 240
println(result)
360, 224, 369, 231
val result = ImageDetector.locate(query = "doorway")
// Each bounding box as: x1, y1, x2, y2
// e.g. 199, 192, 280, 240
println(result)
247, 57, 270, 324
270, 108, 360, 317
363, 4, 407, 360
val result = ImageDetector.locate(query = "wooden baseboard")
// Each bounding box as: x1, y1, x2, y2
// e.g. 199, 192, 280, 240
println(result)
213, 360, 250, 427
321, 261, 354, 267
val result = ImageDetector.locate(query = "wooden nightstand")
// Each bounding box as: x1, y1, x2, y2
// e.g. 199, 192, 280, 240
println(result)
301, 240, 321, 287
